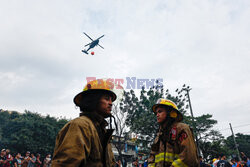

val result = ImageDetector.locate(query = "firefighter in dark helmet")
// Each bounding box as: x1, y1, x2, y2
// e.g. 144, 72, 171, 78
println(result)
148, 98, 199, 167
52, 79, 117, 167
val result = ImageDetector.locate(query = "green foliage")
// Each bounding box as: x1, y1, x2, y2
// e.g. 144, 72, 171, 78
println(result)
184, 114, 217, 135
0, 110, 68, 155
120, 86, 187, 142
184, 113, 224, 161
120, 86, 224, 160
198, 130, 225, 161
225, 133, 250, 157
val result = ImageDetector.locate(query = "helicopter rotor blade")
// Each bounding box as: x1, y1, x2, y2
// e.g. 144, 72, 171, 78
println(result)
97, 35, 104, 40
85, 42, 92, 47
98, 44, 104, 49
83, 32, 94, 41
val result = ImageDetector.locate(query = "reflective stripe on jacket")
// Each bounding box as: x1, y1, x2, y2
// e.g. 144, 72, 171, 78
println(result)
148, 122, 199, 167
51, 115, 116, 167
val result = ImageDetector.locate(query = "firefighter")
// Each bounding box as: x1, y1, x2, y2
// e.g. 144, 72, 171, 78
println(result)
51, 79, 117, 167
148, 98, 199, 167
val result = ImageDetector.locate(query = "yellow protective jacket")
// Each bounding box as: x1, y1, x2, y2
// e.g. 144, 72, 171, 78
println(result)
51, 112, 116, 167
148, 122, 199, 167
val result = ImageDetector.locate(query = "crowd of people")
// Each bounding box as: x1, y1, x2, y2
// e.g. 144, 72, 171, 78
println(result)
199, 152, 250, 167
0, 149, 51, 167
114, 153, 250, 167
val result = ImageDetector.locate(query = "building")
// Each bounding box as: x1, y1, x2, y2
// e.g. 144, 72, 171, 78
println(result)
111, 133, 152, 166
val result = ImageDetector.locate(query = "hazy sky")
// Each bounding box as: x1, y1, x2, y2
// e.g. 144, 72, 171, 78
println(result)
0, 0, 250, 137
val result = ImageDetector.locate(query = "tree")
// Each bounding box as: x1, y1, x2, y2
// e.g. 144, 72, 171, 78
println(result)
122, 84, 187, 153
111, 102, 129, 162
0, 110, 12, 142
0, 110, 68, 156
121, 84, 223, 159
183, 114, 225, 160
225, 133, 250, 158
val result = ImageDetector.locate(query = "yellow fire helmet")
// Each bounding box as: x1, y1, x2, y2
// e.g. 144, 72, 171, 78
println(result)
74, 79, 117, 107
152, 98, 183, 122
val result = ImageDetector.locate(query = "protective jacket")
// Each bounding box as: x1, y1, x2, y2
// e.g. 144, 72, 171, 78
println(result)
148, 122, 199, 167
51, 112, 116, 167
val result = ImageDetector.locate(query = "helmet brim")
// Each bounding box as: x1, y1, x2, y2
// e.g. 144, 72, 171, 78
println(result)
74, 89, 117, 107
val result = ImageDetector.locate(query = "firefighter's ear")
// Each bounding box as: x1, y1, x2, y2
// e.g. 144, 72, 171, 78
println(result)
170, 110, 177, 118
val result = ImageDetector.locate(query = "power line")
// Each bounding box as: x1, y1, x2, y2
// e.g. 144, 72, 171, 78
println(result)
218, 123, 250, 132
233, 123, 250, 129
220, 131, 250, 137
218, 127, 231, 131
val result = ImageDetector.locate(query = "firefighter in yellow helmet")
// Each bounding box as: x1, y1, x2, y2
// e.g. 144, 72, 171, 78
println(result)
148, 98, 199, 167
52, 79, 117, 167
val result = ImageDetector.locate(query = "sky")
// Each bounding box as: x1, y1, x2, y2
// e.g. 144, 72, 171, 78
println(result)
0, 0, 250, 137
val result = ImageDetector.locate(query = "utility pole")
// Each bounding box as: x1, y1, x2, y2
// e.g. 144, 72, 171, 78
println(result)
176, 85, 200, 156
229, 123, 241, 161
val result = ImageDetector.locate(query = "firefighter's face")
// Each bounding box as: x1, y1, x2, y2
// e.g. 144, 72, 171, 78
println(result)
155, 106, 167, 124
97, 94, 113, 118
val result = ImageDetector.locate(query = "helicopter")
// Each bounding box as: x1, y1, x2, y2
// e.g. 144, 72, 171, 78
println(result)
82, 32, 104, 55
